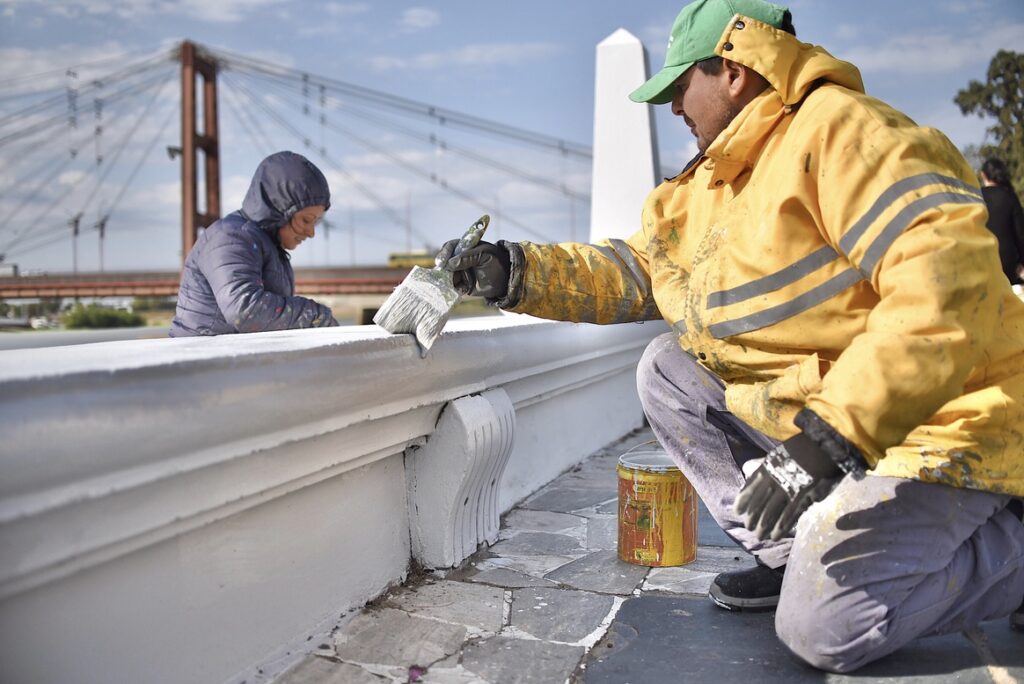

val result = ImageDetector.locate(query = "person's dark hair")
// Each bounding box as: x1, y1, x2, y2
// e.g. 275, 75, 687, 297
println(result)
697, 10, 797, 76
982, 157, 1013, 189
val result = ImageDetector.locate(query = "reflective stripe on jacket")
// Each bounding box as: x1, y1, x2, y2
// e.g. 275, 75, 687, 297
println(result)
508, 16, 1024, 496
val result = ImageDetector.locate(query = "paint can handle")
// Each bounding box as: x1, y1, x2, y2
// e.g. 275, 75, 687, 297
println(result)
621, 439, 662, 456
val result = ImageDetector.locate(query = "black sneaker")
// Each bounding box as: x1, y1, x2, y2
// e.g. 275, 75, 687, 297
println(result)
709, 563, 785, 612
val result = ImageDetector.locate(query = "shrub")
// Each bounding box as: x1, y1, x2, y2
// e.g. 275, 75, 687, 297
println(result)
63, 304, 145, 329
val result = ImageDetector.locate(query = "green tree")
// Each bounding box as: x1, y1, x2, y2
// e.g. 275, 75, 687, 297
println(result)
63, 304, 144, 329
955, 50, 1024, 188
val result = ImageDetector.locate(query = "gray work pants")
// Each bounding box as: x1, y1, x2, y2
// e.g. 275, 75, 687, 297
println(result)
636, 333, 1024, 673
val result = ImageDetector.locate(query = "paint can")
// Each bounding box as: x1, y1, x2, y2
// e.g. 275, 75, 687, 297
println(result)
617, 447, 697, 567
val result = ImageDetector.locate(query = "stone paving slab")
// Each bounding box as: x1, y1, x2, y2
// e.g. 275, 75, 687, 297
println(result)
545, 550, 650, 595
500, 509, 586, 535
581, 594, 1019, 684
456, 635, 584, 684
459, 565, 560, 589
487, 530, 585, 557
582, 595, 800, 684
473, 553, 578, 578
383, 580, 505, 636
276, 654, 384, 684
333, 607, 467, 670
510, 587, 615, 643
585, 516, 618, 551
520, 485, 616, 513
963, 622, 1024, 681
697, 498, 738, 548
643, 546, 756, 596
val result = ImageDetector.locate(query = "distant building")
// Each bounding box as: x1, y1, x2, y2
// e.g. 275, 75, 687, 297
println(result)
388, 251, 435, 268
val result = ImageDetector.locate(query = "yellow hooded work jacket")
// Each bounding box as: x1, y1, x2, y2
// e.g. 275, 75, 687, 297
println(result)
505, 16, 1024, 497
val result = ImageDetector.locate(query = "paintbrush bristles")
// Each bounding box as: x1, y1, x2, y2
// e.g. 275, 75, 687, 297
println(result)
373, 265, 461, 353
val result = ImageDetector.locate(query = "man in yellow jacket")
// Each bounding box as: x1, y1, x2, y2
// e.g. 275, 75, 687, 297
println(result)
437, 0, 1024, 672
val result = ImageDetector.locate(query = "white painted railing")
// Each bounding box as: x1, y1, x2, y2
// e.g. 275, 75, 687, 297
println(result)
0, 27, 661, 684
0, 315, 663, 683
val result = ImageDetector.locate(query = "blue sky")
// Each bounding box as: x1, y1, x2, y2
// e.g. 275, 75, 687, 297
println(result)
1, 0, 1023, 273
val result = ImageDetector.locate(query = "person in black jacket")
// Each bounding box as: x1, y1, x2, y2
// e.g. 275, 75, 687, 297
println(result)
980, 157, 1024, 286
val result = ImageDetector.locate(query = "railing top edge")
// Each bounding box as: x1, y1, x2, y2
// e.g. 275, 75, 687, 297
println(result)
0, 315, 660, 383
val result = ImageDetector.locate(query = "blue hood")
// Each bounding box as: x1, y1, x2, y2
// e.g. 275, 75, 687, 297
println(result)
240, 151, 331, 235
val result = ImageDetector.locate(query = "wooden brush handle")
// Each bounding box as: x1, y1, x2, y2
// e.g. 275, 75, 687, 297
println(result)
451, 214, 490, 258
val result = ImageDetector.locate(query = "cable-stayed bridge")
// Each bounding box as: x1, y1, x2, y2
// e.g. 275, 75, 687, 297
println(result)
0, 40, 599, 295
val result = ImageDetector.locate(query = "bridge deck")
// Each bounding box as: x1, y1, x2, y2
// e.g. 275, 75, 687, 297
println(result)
0, 267, 409, 297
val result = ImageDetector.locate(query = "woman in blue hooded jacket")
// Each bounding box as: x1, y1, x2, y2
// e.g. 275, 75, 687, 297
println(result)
170, 151, 338, 337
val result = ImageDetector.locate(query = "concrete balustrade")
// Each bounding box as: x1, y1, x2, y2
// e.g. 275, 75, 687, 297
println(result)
1, 27, 661, 684
0, 315, 662, 683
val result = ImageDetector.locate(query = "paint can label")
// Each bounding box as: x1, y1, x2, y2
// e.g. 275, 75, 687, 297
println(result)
617, 451, 697, 567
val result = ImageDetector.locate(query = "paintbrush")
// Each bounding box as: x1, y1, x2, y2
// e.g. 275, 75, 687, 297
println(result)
373, 214, 489, 356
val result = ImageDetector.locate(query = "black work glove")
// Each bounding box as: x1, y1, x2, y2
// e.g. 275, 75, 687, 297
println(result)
734, 433, 843, 541
436, 239, 511, 300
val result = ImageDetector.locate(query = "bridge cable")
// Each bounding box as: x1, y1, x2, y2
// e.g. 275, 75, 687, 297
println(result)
232, 71, 555, 243
0, 50, 172, 128
242, 70, 590, 203
0, 63, 175, 149
0, 46, 165, 92
220, 82, 277, 155
211, 46, 591, 160
224, 73, 437, 247
3, 74, 175, 256
0, 73, 172, 226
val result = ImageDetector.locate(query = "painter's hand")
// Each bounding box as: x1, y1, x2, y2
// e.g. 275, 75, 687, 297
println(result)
436, 240, 510, 300
735, 433, 842, 541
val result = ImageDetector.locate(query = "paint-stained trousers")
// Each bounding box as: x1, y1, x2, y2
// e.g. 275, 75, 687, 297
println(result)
636, 333, 1024, 673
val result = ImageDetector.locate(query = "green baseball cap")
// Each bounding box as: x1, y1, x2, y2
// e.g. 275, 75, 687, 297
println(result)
629, 0, 788, 104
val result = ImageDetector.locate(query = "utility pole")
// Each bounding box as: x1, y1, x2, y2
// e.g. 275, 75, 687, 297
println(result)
178, 40, 221, 266
405, 191, 412, 253
97, 217, 107, 272
69, 213, 82, 274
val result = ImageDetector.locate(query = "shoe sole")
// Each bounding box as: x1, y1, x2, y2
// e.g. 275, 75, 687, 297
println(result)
708, 583, 780, 613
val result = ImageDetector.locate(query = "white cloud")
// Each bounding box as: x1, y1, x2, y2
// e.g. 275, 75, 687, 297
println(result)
122, 179, 180, 210
8, 0, 285, 23
642, 22, 670, 62
58, 170, 87, 186
839, 22, 1024, 74
324, 2, 369, 18
399, 7, 439, 33
0, 41, 150, 95
296, 22, 341, 37
176, 0, 283, 23
369, 42, 561, 72
940, 0, 990, 14
833, 23, 860, 42
916, 100, 992, 150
